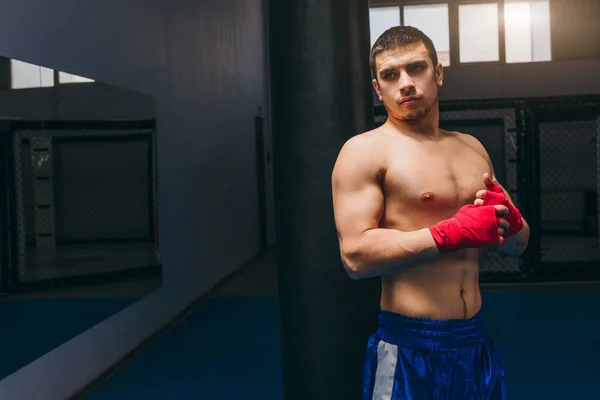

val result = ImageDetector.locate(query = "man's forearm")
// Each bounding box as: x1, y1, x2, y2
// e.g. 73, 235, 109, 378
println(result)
343, 228, 440, 280
498, 218, 530, 256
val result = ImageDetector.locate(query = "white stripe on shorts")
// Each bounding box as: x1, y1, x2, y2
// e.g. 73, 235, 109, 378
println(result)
372, 340, 398, 400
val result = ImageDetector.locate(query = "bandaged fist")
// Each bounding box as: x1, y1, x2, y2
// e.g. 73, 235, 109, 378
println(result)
473, 173, 523, 237
429, 204, 510, 253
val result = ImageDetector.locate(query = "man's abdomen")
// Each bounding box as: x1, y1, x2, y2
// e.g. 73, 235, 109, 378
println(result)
380, 252, 482, 320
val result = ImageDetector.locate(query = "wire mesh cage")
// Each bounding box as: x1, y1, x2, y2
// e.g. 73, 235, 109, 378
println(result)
533, 105, 600, 276
373, 95, 600, 283
12, 127, 160, 284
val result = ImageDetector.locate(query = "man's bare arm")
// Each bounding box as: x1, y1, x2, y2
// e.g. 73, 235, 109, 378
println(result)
331, 135, 440, 280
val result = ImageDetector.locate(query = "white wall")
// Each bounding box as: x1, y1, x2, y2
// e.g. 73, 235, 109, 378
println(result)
0, 0, 269, 398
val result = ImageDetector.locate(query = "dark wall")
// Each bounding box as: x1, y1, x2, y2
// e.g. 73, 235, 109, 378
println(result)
440, 58, 600, 100
551, 0, 600, 61
0, 0, 268, 398
0, 84, 155, 120
440, 0, 600, 100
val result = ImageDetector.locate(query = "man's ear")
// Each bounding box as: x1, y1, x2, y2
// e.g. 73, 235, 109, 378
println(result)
435, 63, 444, 87
372, 78, 382, 101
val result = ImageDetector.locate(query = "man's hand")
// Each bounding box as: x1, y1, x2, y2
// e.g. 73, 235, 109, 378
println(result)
473, 173, 523, 237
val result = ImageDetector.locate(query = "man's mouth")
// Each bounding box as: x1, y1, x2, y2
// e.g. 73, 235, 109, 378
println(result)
399, 96, 420, 106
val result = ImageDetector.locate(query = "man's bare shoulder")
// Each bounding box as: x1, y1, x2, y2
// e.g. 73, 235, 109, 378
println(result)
337, 129, 389, 158
454, 131, 491, 161
333, 129, 388, 178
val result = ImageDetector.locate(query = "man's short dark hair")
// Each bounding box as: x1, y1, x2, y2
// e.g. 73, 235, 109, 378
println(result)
369, 26, 439, 79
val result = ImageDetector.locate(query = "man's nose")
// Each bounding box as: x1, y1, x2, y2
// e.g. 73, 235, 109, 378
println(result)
398, 71, 415, 93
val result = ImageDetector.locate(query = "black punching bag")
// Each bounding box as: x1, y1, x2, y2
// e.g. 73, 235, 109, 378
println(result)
269, 1, 380, 399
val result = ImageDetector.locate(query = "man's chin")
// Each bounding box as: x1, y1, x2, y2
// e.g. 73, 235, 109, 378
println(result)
392, 109, 429, 122
400, 112, 422, 122
384, 101, 432, 122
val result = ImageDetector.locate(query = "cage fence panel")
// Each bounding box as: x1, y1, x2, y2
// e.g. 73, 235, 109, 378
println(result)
13, 128, 160, 283
54, 139, 150, 241
538, 118, 600, 265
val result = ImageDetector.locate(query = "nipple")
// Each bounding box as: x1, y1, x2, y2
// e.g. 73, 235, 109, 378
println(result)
421, 191, 435, 201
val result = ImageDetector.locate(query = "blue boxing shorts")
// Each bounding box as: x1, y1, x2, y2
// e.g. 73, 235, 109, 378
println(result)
362, 310, 507, 399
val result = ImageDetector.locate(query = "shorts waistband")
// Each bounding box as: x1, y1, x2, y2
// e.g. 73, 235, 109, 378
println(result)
376, 310, 487, 351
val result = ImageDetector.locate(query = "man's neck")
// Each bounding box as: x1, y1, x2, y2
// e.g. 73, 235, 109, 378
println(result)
386, 104, 441, 139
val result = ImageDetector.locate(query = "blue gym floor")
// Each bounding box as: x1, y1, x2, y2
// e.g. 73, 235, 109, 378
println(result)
82, 291, 600, 399
80, 249, 600, 400
0, 297, 137, 381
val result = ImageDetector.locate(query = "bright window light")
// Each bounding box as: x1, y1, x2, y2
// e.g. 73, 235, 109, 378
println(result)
459, 3, 500, 63
369, 7, 401, 46
403, 3, 451, 66
505, 0, 552, 63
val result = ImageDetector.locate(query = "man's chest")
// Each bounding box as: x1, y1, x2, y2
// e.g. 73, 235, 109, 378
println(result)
382, 141, 492, 212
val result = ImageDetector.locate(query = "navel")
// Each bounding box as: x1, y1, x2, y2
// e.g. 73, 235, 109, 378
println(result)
421, 191, 435, 201
460, 289, 467, 320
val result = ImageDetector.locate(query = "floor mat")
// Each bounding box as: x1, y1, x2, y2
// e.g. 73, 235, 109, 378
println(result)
86, 291, 600, 399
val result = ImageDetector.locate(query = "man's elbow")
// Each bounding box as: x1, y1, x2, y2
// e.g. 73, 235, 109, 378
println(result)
341, 247, 368, 280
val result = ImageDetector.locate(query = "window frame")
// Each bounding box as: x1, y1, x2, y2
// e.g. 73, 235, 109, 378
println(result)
369, 0, 551, 67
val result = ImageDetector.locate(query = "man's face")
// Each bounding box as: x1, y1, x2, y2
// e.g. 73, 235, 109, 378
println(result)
372, 42, 443, 122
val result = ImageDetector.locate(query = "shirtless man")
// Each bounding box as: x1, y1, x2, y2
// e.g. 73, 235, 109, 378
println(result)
331, 26, 530, 399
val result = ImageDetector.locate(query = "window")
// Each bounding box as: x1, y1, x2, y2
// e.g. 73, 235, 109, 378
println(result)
370, 1, 553, 66
11, 60, 54, 89
505, 0, 552, 63
10, 59, 95, 89
459, 3, 500, 63
59, 72, 95, 84
369, 7, 401, 46
403, 4, 450, 66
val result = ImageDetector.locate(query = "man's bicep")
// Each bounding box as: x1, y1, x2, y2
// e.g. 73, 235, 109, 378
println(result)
332, 179, 384, 241
331, 139, 384, 251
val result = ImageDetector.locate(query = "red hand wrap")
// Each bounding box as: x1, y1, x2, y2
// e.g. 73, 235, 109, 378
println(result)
429, 205, 501, 253
483, 180, 523, 237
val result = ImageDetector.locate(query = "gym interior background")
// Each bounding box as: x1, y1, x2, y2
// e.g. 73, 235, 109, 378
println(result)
0, 0, 598, 399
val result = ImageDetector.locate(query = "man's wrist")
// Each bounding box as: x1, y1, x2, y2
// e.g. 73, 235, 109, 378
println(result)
499, 223, 529, 256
